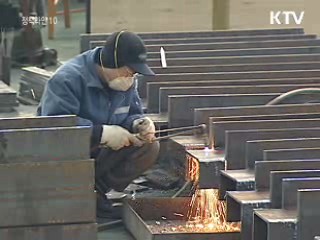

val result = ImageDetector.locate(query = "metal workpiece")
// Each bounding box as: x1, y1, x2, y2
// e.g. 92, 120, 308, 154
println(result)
0, 160, 95, 227
138, 69, 320, 98
219, 170, 255, 200
168, 93, 280, 127
193, 103, 320, 127
264, 147, 320, 161
0, 126, 91, 162
245, 138, 320, 169
225, 128, 320, 170
156, 83, 320, 114
123, 197, 240, 240
186, 149, 225, 189
80, 28, 305, 52
153, 61, 320, 74
253, 209, 297, 240
211, 118, 320, 149
270, 170, 320, 209
297, 189, 320, 240
282, 177, 320, 210
0, 223, 97, 240
0, 115, 78, 129
226, 191, 270, 222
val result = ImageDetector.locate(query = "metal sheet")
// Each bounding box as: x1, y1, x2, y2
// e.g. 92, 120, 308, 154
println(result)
297, 189, 320, 240
253, 209, 296, 240
123, 198, 240, 240
157, 84, 320, 114
246, 138, 320, 169
168, 93, 280, 127
148, 50, 320, 67
0, 116, 78, 129
187, 149, 225, 189
270, 170, 320, 208
219, 169, 255, 200
150, 83, 320, 114
0, 223, 97, 240
212, 118, 320, 149
90, 35, 317, 52
282, 177, 320, 210
139, 69, 320, 98
264, 148, 320, 161
154, 61, 320, 75
0, 126, 91, 162
147, 39, 320, 53
0, 160, 95, 227
194, 102, 320, 127
255, 160, 320, 191
80, 28, 305, 52
147, 46, 320, 59
225, 128, 320, 170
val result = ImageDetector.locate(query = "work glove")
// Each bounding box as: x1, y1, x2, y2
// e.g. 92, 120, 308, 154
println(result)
132, 117, 156, 142
100, 125, 143, 150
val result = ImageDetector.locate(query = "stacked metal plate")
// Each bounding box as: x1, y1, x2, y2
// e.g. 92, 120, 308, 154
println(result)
18, 66, 53, 103
0, 80, 18, 112
0, 116, 97, 240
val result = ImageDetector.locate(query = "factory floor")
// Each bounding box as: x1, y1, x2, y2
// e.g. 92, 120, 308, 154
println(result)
5, 1, 142, 239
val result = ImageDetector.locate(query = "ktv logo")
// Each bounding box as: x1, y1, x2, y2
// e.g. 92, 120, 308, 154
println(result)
270, 11, 305, 25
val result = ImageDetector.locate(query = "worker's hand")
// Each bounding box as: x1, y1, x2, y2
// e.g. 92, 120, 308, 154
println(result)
132, 117, 156, 142
100, 125, 143, 150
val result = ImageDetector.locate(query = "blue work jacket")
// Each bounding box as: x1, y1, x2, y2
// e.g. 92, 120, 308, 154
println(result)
37, 48, 144, 152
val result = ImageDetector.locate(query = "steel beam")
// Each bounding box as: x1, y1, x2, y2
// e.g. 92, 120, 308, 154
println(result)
194, 102, 320, 126
225, 128, 320, 170
0, 160, 95, 227
0, 126, 91, 163
139, 70, 320, 98
0, 223, 97, 240
211, 118, 320, 149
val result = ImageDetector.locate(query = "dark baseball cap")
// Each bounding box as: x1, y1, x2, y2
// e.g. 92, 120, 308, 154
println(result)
100, 31, 155, 76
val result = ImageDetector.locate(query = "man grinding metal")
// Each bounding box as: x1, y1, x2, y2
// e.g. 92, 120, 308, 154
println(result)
37, 31, 160, 218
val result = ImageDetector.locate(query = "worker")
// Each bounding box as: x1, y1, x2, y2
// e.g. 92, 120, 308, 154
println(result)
37, 31, 160, 218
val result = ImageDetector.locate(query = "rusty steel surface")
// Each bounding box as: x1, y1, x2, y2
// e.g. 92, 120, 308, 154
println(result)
270, 170, 320, 209
246, 138, 320, 169
155, 83, 320, 114
225, 128, 320, 170
0, 115, 78, 129
123, 197, 240, 240
139, 70, 320, 98
0, 160, 95, 227
264, 147, 320, 161
0, 223, 97, 240
0, 126, 91, 163
255, 160, 320, 191
297, 189, 320, 240
211, 118, 320, 149
194, 102, 320, 127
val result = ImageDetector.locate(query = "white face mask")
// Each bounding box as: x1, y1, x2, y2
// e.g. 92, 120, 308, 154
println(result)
108, 76, 134, 91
